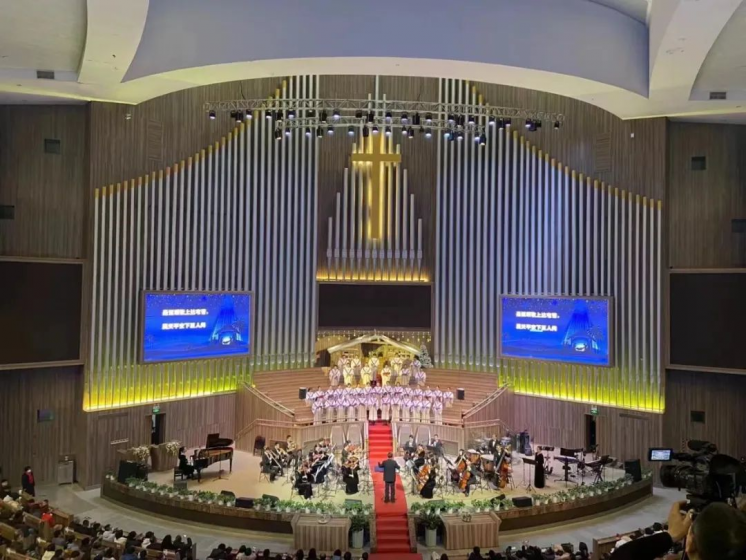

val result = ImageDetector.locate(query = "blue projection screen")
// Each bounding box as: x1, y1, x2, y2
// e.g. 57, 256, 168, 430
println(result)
140, 291, 252, 363
500, 296, 613, 367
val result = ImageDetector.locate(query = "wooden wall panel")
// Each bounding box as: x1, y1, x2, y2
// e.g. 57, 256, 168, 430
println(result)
474, 82, 667, 199
667, 122, 746, 268
662, 369, 746, 459
80, 392, 235, 487
0, 106, 88, 258
88, 78, 280, 190
508, 393, 662, 471
0, 366, 84, 484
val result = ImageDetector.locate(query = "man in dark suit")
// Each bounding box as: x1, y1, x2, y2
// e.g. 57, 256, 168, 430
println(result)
21, 466, 35, 496
378, 452, 400, 503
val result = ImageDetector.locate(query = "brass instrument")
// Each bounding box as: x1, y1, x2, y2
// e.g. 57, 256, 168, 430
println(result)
287, 439, 298, 452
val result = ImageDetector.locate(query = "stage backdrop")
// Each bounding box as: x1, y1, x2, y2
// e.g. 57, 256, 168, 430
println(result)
86, 76, 319, 409
432, 79, 664, 412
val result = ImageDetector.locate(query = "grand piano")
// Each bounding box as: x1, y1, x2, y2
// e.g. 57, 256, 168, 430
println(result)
192, 433, 234, 480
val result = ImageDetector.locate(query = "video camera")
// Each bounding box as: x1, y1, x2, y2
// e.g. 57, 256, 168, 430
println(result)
658, 440, 744, 510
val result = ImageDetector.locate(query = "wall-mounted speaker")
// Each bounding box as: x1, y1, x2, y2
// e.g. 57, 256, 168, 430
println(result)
299, 388, 307, 400
457, 388, 465, 401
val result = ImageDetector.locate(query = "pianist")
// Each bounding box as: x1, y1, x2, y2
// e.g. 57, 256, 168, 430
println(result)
177, 447, 196, 479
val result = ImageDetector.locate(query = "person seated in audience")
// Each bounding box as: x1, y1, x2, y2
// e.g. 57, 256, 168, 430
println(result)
209, 543, 228, 559
124, 531, 139, 548
42, 543, 57, 560
113, 530, 127, 546
66, 533, 80, 552
121, 547, 137, 560
160, 535, 175, 551
79, 537, 93, 560
343, 553, 352, 560
306, 549, 317, 560
331, 551, 342, 560
52, 530, 66, 547
102, 548, 116, 560
101, 525, 115, 541
138, 551, 148, 560
611, 500, 746, 560
0, 478, 14, 498
173, 535, 192, 557
177, 447, 196, 479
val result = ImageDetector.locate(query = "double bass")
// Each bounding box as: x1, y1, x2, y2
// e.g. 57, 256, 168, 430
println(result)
417, 463, 432, 492
458, 461, 472, 491
497, 449, 511, 489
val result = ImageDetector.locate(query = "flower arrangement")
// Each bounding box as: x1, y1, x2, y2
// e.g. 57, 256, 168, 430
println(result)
131, 446, 151, 464
164, 441, 181, 456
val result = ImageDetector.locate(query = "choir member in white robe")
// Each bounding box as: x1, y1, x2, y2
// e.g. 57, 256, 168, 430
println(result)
360, 364, 372, 387
328, 366, 341, 387
313, 397, 324, 425
324, 397, 336, 423
367, 393, 378, 423
401, 396, 412, 422
422, 397, 433, 423
368, 355, 380, 378
390, 394, 401, 423
380, 364, 392, 387
380, 393, 391, 423
351, 355, 362, 378
372, 384, 383, 408
342, 363, 354, 386
432, 398, 443, 425
356, 393, 367, 422
444, 387, 455, 407
399, 366, 410, 387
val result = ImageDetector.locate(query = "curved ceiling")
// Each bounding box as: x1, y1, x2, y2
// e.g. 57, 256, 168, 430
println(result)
0, 0, 745, 123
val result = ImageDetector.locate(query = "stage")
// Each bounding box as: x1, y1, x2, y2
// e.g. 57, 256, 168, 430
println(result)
148, 448, 629, 508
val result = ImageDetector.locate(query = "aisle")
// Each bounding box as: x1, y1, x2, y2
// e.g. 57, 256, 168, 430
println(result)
368, 423, 419, 559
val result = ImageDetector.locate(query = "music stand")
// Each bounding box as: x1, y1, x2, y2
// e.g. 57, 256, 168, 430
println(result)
523, 457, 536, 491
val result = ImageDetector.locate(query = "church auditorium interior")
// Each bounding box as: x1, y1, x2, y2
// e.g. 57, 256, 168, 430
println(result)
2, 2, 746, 560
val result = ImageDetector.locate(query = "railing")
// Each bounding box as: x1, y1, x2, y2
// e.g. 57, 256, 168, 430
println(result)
245, 382, 296, 417
461, 383, 509, 421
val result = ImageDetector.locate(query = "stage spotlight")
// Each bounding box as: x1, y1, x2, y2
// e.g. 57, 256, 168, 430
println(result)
425, 113, 433, 124
316, 126, 324, 138
413, 113, 421, 126
424, 128, 433, 138
372, 125, 379, 135
276, 111, 284, 124
401, 112, 409, 124
456, 130, 464, 141
285, 128, 291, 137
306, 109, 315, 117
305, 127, 312, 137
208, 110, 216, 120
385, 111, 392, 122
480, 134, 487, 147
327, 125, 335, 135
332, 109, 340, 120
474, 133, 481, 143
245, 111, 253, 120
367, 111, 375, 123
505, 118, 512, 128
265, 110, 273, 120
554, 120, 561, 130
355, 110, 363, 119
384, 126, 392, 137
447, 114, 455, 124
407, 126, 414, 138
320, 111, 328, 123
525, 119, 532, 129
287, 109, 296, 119
229, 111, 236, 121
467, 114, 475, 125
457, 115, 466, 127
274, 128, 282, 140
347, 125, 355, 136
488, 116, 496, 126
362, 126, 370, 138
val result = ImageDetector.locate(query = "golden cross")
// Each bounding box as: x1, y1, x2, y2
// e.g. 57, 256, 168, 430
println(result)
350, 134, 401, 240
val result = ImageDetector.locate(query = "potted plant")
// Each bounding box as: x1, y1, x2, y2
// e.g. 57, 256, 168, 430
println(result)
531, 494, 544, 507
420, 511, 442, 547
350, 511, 368, 549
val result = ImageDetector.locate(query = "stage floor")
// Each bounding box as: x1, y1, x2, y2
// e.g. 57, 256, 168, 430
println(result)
150, 448, 627, 507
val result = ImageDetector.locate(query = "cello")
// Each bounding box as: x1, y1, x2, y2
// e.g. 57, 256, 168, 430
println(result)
417, 463, 432, 492
458, 461, 472, 491
498, 449, 511, 489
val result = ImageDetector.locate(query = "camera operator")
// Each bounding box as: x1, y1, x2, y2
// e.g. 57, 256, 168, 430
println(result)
610, 500, 746, 560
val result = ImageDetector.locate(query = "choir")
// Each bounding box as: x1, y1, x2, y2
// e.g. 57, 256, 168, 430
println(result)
308, 384, 454, 425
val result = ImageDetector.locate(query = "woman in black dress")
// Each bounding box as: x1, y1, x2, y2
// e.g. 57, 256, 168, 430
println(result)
534, 449, 546, 488
343, 461, 359, 494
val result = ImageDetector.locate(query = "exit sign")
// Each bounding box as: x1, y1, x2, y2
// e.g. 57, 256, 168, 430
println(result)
590, 407, 599, 416
152, 405, 161, 414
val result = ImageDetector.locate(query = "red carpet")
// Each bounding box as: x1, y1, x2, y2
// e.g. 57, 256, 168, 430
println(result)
368, 423, 413, 555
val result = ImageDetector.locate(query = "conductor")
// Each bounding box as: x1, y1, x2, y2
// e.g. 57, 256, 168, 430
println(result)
378, 452, 400, 503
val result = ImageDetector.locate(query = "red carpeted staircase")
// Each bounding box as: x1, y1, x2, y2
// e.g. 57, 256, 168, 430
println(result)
368, 423, 421, 560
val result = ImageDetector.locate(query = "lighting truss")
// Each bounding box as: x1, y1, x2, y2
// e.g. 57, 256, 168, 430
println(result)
205, 98, 565, 127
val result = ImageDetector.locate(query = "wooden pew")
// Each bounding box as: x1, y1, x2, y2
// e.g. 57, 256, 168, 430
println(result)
0, 522, 18, 542
22, 513, 51, 541
592, 535, 621, 560
51, 510, 72, 529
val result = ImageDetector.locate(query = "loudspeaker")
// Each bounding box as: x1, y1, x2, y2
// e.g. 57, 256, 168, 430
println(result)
299, 388, 307, 400
117, 460, 147, 484
624, 459, 642, 482
235, 497, 254, 509
457, 388, 465, 401
344, 499, 363, 508
512, 496, 533, 508
262, 494, 279, 505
